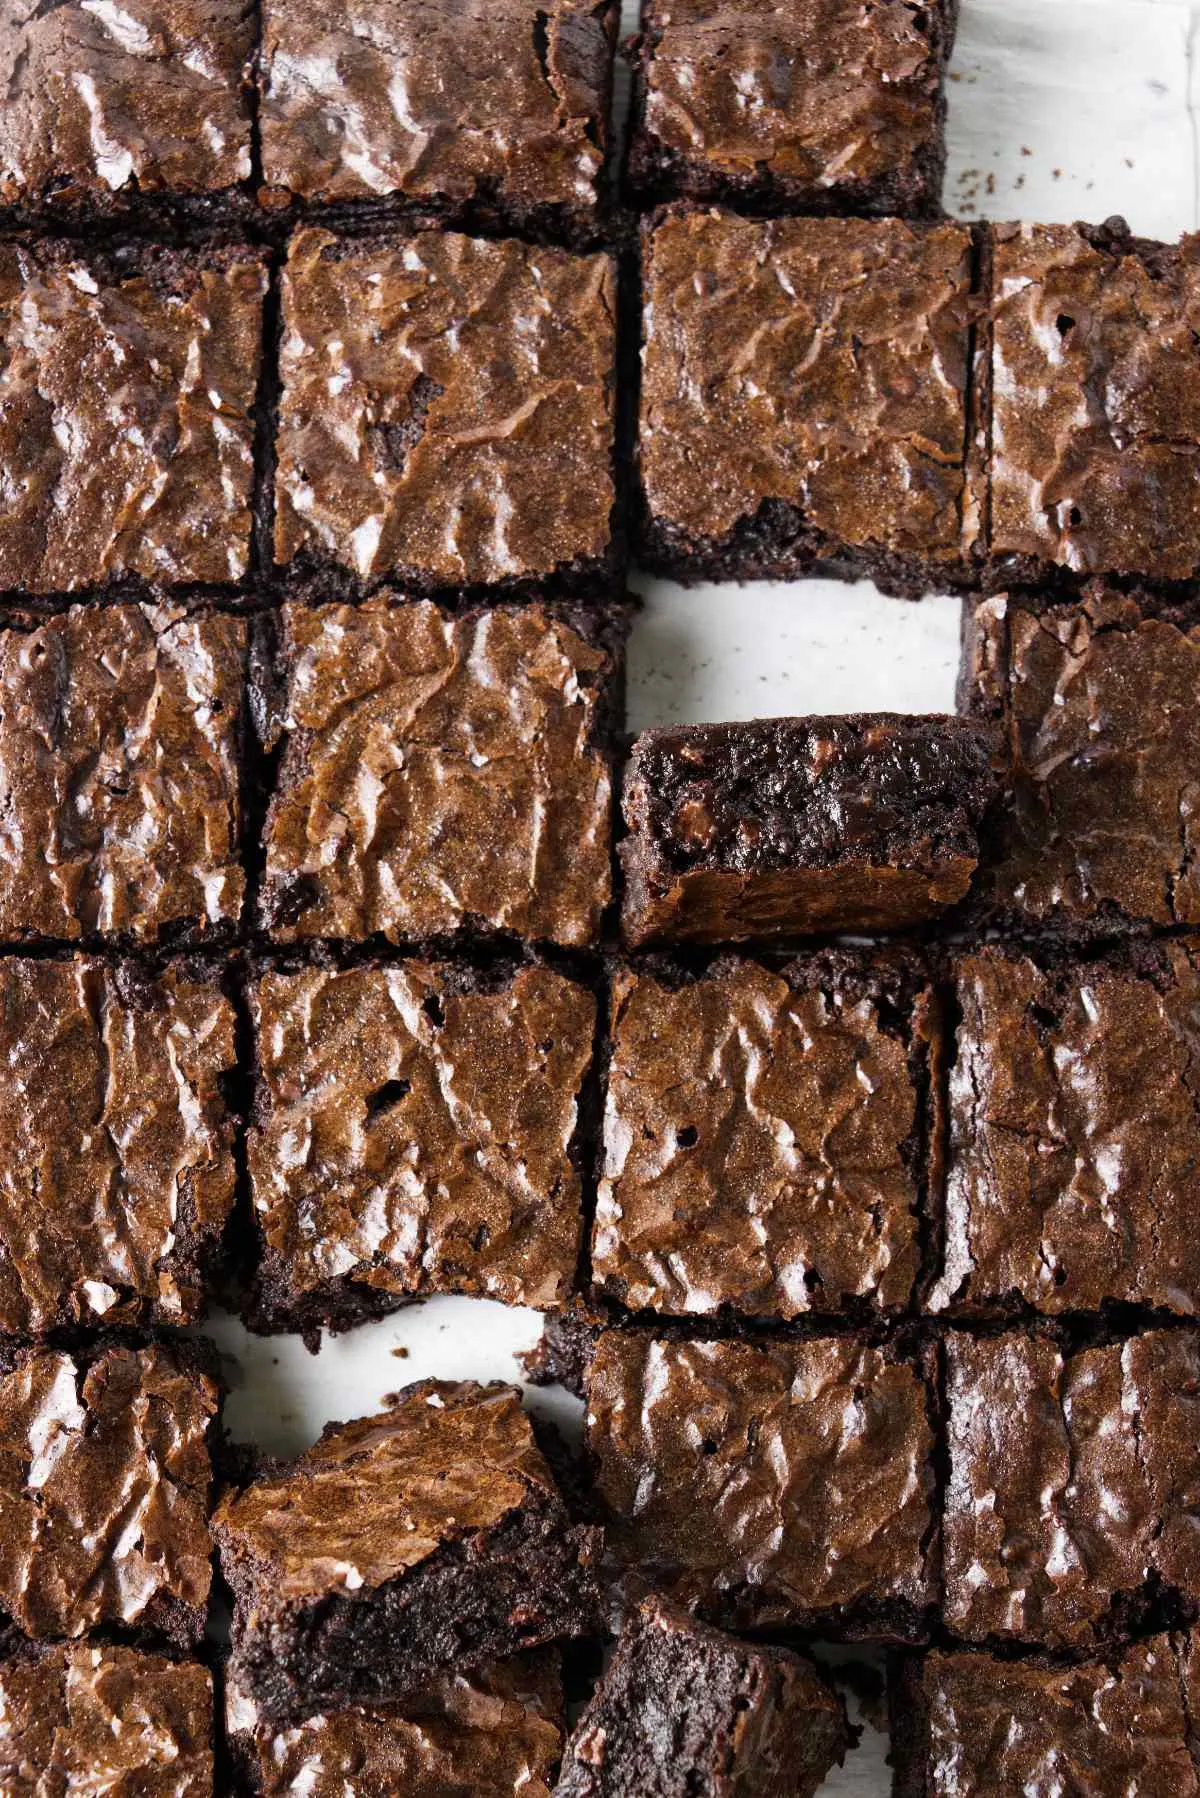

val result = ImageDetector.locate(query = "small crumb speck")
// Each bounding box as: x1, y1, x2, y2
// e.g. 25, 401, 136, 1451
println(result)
392, 1345, 410, 1359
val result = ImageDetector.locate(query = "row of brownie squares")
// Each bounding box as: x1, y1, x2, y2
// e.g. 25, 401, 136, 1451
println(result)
2, 209, 1199, 605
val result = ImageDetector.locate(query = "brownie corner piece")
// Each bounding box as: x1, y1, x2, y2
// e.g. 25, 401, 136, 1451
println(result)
556, 1596, 849, 1797
215, 1380, 601, 1723
628, 0, 956, 220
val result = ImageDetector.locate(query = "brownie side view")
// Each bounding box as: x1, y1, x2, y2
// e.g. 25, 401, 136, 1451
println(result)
636, 208, 974, 598
619, 715, 998, 945
627, 0, 957, 220
215, 1381, 602, 1723
554, 1596, 849, 1797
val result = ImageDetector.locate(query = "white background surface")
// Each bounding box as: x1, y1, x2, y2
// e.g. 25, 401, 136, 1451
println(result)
208, 5, 1198, 1789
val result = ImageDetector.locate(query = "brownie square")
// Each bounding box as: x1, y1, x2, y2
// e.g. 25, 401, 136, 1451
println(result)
636, 208, 974, 597
274, 229, 617, 595
259, 0, 618, 242
963, 584, 1200, 934
593, 950, 936, 1320
0, 956, 236, 1335
627, 0, 956, 219
215, 1380, 601, 1723
619, 715, 997, 946
0, 241, 264, 595
258, 597, 622, 948
555, 1596, 849, 1797
944, 1330, 1200, 1649
0, 1342, 217, 1647
227, 1652, 563, 1797
246, 960, 596, 1334
0, 604, 247, 944
893, 1638, 1200, 1798
584, 1330, 935, 1637
928, 941, 1200, 1317
971, 221, 1200, 586
0, 1644, 214, 1794
0, 1, 251, 223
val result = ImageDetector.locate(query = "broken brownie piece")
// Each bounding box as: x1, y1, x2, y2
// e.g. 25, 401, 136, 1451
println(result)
554, 1596, 849, 1797
619, 715, 997, 945
215, 1381, 601, 1723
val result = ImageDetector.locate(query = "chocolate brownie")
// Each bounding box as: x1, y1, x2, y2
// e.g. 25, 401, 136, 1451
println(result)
215, 1381, 601, 1723
0, 605, 247, 944
584, 1330, 935, 1637
0, 1, 251, 225
619, 715, 997, 945
0, 1643, 214, 1794
227, 1653, 563, 1797
928, 941, 1200, 1316
0, 957, 236, 1335
259, 0, 618, 243
593, 951, 937, 1319
963, 585, 1200, 933
274, 229, 617, 595
970, 221, 1200, 586
636, 208, 974, 597
893, 1636, 1200, 1798
0, 240, 264, 596
554, 1596, 849, 1797
0, 1342, 217, 1647
258, 597, 623, 947
944, 1329, 1200, 1649
246, 960, 596, 1335
627, 0, 957, 219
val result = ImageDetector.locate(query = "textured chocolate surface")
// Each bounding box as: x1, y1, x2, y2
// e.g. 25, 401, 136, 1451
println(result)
0, 241, 264, 594
593, 953, 932, 1318
975, 222, 1200, 582
638, 209, 973, 587
228, 1653, 562, 1798
248, 961, 595, 1328
260, 0, 616, 232
0, 0, 251, 215
0, 605, 246, 942
619, 715, 996, 944
0, 958, 236, 1335
629, 0, 954, 217
260, 599, 617, 947
944, 1330, 1200, 1648
0, 1643, 214, 1795
585, 1331, 934, 1633
0, 1344, 216, 1643
274, 229, 616, 591
930, 942, 1200, 1315
555, 1596, 848, 1798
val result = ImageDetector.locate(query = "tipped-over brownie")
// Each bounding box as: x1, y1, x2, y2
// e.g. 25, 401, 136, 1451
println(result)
215, 1381, 601, 1723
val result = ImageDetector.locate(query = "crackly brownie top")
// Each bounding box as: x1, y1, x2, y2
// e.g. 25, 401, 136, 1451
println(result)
261, 599, 615, 946
0, 1643, 214, 1796
592, 955, 926, 1319
944, 1330, 1200, 1648
586, 1332, 933, 1624
637, 0, 947, 195
0, 0, 251, 209
0, 1344, 216, 1639
931, 942, 1200, 1315
214, 1383, 556, 1604
249, 961, 594, 1313
979, 223, 1200, 580
0, 605, 246, 941
274, 229, 616, 589
260, 0, 613, 214
916, 1639, 1200, 1797
229, 1653, 562, 1798
0, 958, 236, 1335
0, 241, 263, 594
639, 210, 972, 555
